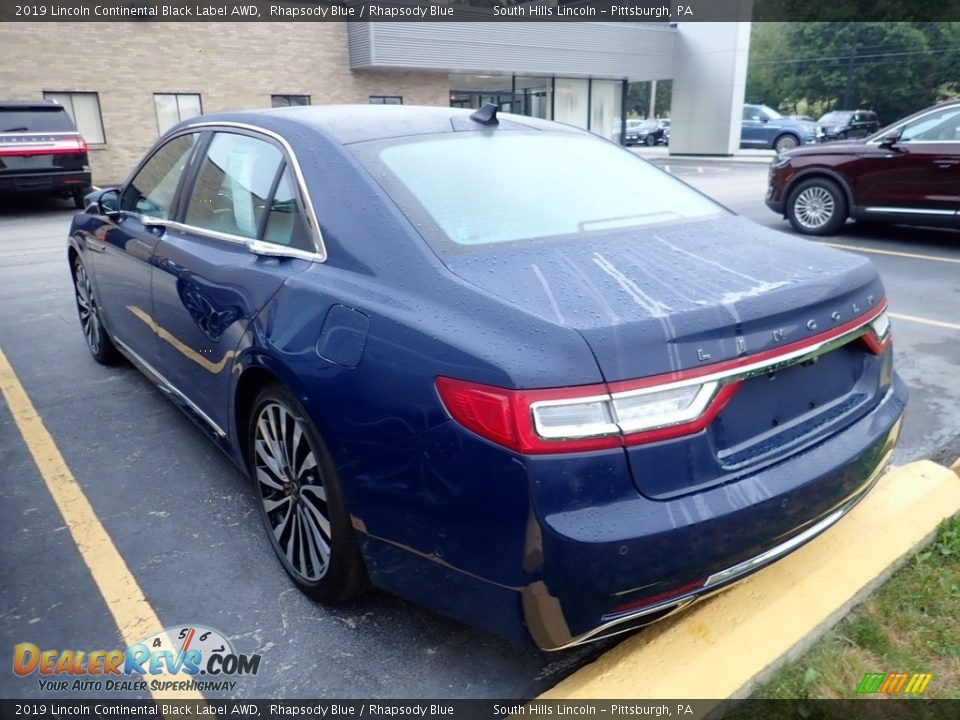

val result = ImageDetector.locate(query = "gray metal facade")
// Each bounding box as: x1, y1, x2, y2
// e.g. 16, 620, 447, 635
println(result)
347, 22, 676, 81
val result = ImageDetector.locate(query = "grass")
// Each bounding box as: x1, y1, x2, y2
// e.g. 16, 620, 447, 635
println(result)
747, 514, 960, 700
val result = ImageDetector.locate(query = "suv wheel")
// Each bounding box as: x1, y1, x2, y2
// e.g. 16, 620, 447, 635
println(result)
773, 134, 800, 152
787, 178, 848, 235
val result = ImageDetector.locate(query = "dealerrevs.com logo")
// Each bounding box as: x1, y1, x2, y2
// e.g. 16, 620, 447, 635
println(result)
13, 625, 261, 693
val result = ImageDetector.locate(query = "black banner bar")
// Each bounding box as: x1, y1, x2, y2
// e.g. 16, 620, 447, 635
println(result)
2, 700, 960, 720
6, 0, 960, 23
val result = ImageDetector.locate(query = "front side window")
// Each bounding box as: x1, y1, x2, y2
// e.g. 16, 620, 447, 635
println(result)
120, 133, 198, 219
42, 92, 105, 143
899, 107, 960, 142
354, 132, 726, 251
154, 94, 202, 135
184, 132, 283, 239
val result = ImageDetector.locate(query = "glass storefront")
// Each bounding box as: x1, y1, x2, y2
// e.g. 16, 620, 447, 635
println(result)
448, 73, 626, 144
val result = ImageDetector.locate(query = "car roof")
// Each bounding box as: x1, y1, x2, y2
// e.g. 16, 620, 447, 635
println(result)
0, 100, 69, 111
179, 104, 580, 145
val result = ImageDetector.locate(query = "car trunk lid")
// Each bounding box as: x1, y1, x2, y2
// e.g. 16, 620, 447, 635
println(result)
444, 215, 888, 497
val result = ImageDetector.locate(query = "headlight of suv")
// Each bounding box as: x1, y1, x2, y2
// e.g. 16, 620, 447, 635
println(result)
771, 155, 792, 169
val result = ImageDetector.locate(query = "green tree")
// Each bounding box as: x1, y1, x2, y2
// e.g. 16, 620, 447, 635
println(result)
747, 22, 960, 123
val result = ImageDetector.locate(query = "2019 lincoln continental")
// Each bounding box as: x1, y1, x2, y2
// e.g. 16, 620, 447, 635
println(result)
68, 104, 906, 650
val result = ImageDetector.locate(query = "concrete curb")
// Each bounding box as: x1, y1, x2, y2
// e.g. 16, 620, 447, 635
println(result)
537, 460, 960, 705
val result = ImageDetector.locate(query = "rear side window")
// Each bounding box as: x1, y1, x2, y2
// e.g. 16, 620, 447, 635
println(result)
355, 132, 725, 250
184, 133, 283, 239
121, 133, 198, 219
0, 107, 75, 133
263, 165, 312, 252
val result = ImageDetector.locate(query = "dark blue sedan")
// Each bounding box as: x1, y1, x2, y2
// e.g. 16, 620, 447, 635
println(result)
68, 104, 906, 650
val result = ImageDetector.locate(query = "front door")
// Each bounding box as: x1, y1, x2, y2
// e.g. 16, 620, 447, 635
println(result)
855, 104, 960, 224
90, 133, 200, 361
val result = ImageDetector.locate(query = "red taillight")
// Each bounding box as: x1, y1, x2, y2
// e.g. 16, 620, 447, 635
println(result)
860, 310, 892, 354
436, 374, 737, 455
434, 377, 621, 454
77, 136, 88, 154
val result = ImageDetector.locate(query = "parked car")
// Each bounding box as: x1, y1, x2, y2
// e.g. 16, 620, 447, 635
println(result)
657, 118, 670, 143
0, 100, 91, 208
741, 104, 817, 152
624, 118, 669, 147
816, 110, 880, 142
789, 115, 817, 123
767, 99, 960, 235
623, 119, 645, 145
69, 104, 905, 650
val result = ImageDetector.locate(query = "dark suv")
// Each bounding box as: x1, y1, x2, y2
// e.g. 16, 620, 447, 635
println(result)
816, 110, 880, 142
766, 100, 960, 235
0, 101, 92, 208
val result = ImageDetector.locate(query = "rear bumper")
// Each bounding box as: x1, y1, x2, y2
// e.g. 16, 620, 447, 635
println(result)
0, 169, 91, 194
525, 373, 907, 650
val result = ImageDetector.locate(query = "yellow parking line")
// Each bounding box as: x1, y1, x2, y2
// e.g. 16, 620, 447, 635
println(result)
0, 345, 203, 702
889, 312, 960, 332
819, 241, 960, 265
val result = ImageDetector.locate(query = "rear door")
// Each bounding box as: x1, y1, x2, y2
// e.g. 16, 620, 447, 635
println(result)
740, 106, 767, 147
149, 129, 319, 436
855, 104, 960, 224
87, 132, 201, 361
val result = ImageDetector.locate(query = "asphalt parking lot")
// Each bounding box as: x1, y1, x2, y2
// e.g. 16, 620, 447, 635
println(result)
2, 158, 959, 700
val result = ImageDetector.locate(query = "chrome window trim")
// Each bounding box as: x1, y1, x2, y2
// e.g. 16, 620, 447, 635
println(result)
113, 336, 227, 438
130, 215, 325, 263
170, 120, 327, 262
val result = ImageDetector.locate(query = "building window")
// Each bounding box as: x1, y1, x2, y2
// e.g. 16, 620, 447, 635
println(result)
154, 93, 202, 135
272, 94, 311, 108
369, 96, 403, 105
42, 92, 105, 144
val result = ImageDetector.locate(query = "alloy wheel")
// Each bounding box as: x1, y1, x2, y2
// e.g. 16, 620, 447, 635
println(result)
793, 186, 836, 230
74, 262, 101, 355
253, 401, 331, 582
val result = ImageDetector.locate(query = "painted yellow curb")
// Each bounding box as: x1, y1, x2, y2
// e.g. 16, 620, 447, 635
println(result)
952, 456, 960, 477
539, 460, 960, 703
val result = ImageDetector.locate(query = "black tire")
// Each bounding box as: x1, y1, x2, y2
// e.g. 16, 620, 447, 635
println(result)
644, 135, 656, 146
72, 257, 123, 364
72, 190, 87, 210
773, 134, 800, 152
247, 383, 369, 603
786, 178, 848, 236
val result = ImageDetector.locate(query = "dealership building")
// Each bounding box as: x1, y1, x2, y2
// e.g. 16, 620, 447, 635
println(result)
0, 21, 750, 183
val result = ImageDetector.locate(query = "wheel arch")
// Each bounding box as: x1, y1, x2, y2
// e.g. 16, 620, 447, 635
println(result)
783, 168, 854, 216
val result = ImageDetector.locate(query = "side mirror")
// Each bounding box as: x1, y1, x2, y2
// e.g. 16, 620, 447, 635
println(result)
879, 130, 901, 149
97, 188, 121, 218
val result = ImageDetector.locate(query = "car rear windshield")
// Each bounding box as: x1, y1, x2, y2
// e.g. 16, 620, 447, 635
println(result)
0, 107, 76, 133
819, 111, 853, 124
353, 132, 726, 251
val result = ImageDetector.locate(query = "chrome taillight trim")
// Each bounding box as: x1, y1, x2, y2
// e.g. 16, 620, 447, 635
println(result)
529, 304, 886, 443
